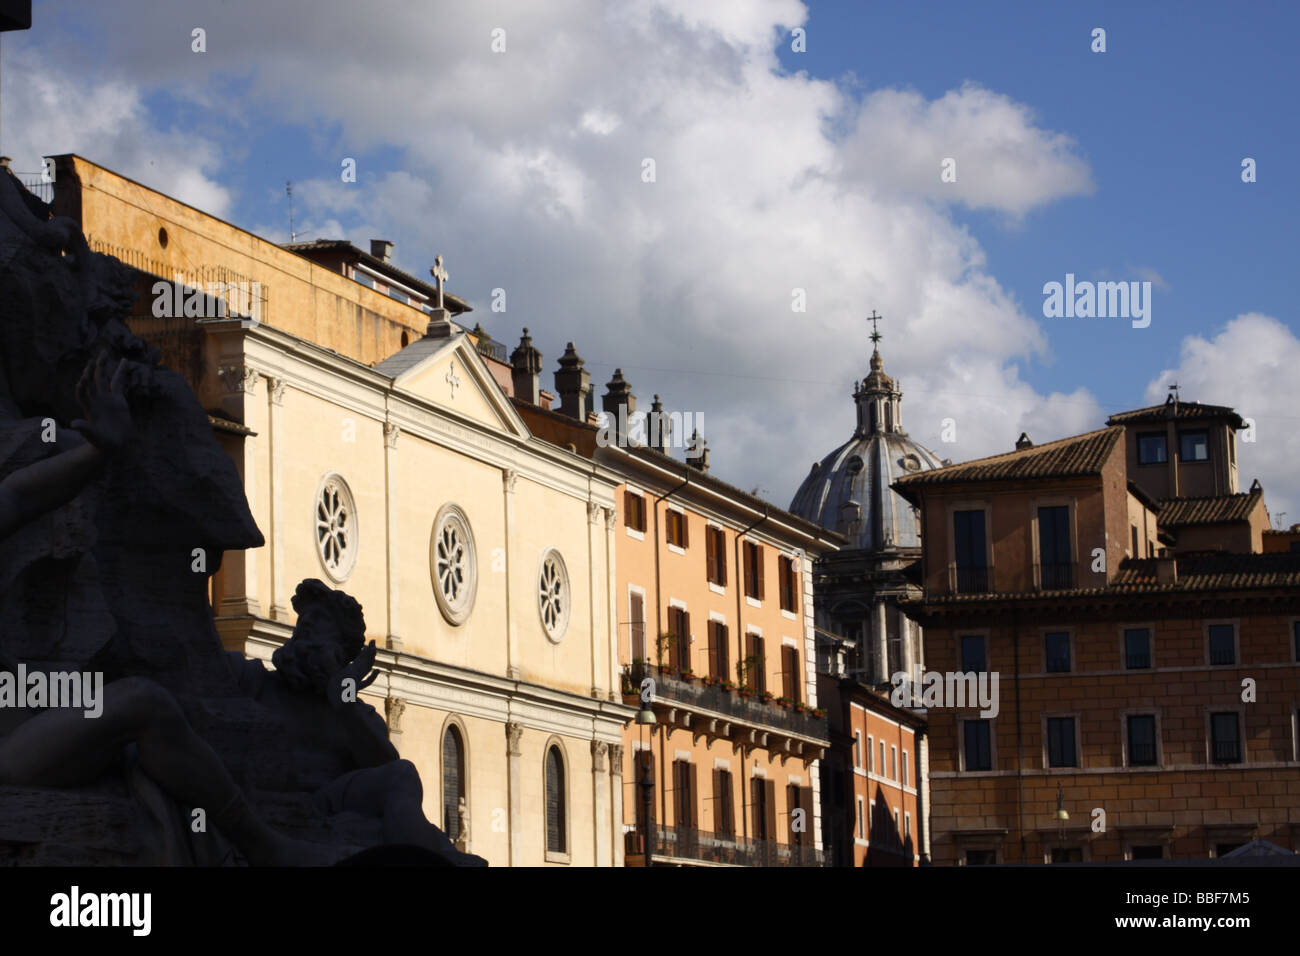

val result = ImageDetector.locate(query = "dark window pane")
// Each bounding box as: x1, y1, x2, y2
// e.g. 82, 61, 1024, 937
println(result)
1137, 434, 1167, 464
963, 721, 991, 771
961, 635, 986, 674
953, 510, 988, 592
1050, 847, 1082, 863
545, 747, 566, 851
1180, 431, 1209, 462
1045, 632, 1071, 672
1127, 715, 1157, 766
1037, 507, 1072, 588
1125, 628, 1151, 669
1209, 624, 1235, 665
966, 849, 996, 866
1211, 713, 1241, 763
1130, 845, 1163, 860
1048, 717, 1076, 767
442, 727, 464, 840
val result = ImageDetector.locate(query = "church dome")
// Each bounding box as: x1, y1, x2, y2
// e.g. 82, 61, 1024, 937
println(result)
789, 344, 945, 551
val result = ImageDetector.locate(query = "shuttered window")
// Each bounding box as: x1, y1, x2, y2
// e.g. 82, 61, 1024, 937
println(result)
713, 768, 734, 835
708, 620, 729, 680
545, 746, 566, 853
666, 509, 688, 548
667, 607, 690, 670
624, 490, 646, 532
751, 777, 776, 841
442, 725, 465, 842
745, 632, 766, 693
781, 645, 800, 703
706, 526, 727, 586
673, 760, 697, 828
633, 750, 656, 830
629, 590, 646, 662
779, 556, 798, 612
743, 541, 765, 599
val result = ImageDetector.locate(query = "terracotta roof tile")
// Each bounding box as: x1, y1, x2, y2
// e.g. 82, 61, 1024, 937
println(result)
1107, 401, 1245, 428
1158, 490, 1262, 527
894, 426, 1122, 496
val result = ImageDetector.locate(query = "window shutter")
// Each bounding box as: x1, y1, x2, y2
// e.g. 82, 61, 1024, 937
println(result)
682, 612, 691, 671
681, 512, 689, 549
756, 548, 765, 599
688, 763, 698, 829
718, 530, 727, 585
630, 591, 645, 661
755, 636, 766, 693
759, 780, 769, 842
706, 527, 715, 580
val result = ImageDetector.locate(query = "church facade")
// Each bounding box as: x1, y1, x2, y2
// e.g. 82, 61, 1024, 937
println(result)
48, 154, 634, 866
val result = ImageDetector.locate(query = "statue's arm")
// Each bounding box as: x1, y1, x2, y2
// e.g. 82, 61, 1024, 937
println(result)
0, 354, 132, 542
0, 437, 104, 541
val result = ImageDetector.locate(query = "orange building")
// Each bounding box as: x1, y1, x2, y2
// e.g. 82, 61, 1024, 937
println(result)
895, 407, 1300, 863
507, 346, 845, 865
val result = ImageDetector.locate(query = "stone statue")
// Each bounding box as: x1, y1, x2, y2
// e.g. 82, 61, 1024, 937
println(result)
0, 166, 481, 865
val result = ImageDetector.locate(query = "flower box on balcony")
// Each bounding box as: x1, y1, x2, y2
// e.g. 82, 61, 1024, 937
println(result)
810, 707, 825, 719
738, 685, 753, 698
719, 680, 736, 692
758, 691, 774, 704
679, 669, 695, 681
793, 701, 808, 713
775, 696, 792, 708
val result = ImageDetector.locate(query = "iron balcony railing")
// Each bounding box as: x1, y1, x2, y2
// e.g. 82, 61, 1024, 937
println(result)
1035, 560, 1075, 590
626, 662, 829, 741
625, 825, 826, 867
1213, 739, 1242, 764
948, 563, 989, 594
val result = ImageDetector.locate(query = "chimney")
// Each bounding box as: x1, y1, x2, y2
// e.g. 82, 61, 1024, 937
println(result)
648, 394, 670, 453
1016, 432, 1033, 451
554, 342, 590, 420
685, 429, 710, 472
370, 239, 394, 262
1155, 555, 1178, 585
510, 328, 542, 404
602, 368, 636, 443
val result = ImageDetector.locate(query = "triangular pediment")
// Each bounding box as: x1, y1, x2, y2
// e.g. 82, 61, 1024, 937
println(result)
375, 333, 528, 438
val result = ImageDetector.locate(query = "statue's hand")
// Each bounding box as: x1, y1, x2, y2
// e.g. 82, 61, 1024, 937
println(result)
328, 640, 379, 708
70, 354, 132, 453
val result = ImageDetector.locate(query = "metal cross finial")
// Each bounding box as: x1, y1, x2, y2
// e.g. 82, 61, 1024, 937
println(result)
446, 360, 461, 398
867, 310, 883, 347
430, 255, 449, 311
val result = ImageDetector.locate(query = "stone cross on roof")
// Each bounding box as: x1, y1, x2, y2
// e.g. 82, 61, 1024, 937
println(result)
430, 255, 449, 311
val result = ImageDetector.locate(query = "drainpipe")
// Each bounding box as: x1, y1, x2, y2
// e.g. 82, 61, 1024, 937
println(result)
734, 503, 770, 846
651, 466, 690, 831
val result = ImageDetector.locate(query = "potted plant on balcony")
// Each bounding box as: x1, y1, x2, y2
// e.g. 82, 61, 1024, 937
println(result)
719, 678, 736, 693
758, 690, 774, 704
775, 695, 792, 709
793, 700, 808, 714
810, 706, 825, 719
737, 684, 753, 698
679, 667, 695, 681
701, 674, 717, 688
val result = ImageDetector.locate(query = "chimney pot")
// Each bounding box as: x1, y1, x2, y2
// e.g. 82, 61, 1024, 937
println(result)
370, 239, 394, 262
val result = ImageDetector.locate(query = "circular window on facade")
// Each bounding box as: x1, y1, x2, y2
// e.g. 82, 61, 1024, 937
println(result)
431, 503, 478, 626
315, 473, 358, 582
538, 549, 571, 642
902, 453, 922, 472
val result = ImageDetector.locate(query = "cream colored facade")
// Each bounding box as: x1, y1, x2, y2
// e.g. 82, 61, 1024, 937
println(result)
53, 155, 635, 866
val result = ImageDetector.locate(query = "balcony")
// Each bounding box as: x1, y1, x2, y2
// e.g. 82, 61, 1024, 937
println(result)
1212, 739, 1241, 764
624, 662, 829, 747
1035, 561, 1075, 590
948, 563, 989, 594
625, 825, 826, 867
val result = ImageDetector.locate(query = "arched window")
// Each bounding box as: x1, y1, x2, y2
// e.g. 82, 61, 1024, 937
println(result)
545, 745, 567, 854
442, 725, 466, 842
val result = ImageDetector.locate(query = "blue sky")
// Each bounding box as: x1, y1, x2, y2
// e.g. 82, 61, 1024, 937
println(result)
6, 0, 1297, 515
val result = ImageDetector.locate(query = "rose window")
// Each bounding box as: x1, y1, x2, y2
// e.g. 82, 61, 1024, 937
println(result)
315, 474, 358, 582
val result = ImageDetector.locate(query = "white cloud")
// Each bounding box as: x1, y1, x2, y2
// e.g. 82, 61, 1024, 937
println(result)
1143, 313, 1300, 521
10, 0, 1112, 509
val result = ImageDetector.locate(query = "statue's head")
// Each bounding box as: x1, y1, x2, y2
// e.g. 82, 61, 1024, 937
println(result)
272, 579, 367, 693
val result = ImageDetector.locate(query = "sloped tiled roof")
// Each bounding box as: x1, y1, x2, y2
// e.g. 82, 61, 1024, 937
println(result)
904, 552, 1300, 608
1111, 553, 1300, 590
1158, 489, 1262, 527
1107, 400, 1245, 429
283, 239, 473, 314
894, 427, 1122, 498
